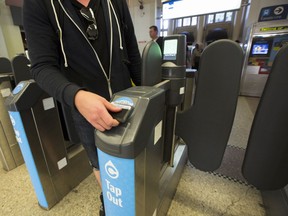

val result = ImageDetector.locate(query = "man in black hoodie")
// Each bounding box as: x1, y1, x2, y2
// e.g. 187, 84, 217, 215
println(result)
23, 0, 141, 215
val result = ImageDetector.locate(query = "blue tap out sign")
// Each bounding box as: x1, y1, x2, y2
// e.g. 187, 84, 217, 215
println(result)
98, 149, 136, 216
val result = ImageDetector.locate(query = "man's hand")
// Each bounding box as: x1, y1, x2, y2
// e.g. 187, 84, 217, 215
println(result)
74, 90, 121, 131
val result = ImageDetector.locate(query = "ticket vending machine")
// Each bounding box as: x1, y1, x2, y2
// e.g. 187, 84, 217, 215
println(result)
240, 20, 288, 96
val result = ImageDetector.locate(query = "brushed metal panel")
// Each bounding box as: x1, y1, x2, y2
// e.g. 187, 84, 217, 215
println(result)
158, 144, 187, 216
0, 79, 21, 171
0, 121, 16, 171
50, 146, 91, 203
10, 142, 24, 166
31, 96, 67, 177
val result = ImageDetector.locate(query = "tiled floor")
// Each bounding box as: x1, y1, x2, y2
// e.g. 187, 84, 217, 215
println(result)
0, 96, 264, 216
168, 165, 264, 216
167, 96, 264, 216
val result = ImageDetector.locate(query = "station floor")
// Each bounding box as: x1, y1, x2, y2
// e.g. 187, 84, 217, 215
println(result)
0, 96, 265, 216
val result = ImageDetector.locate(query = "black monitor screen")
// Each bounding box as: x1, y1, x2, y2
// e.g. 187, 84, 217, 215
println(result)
163, 39, 178, 61
252, 43, 269, 55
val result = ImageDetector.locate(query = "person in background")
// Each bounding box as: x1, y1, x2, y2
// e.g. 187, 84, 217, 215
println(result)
149, 25, 163, 53
23, 0, 141, 215
191, 43, 203, 70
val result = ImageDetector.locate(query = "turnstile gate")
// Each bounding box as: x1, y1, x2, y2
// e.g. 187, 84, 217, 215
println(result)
0, 74, 24, 171
95, 37, 244, 216
5, 80, 92, 209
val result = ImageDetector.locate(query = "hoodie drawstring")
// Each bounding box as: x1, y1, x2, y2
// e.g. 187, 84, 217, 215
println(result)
109, 0, 123, 50
51, 0, 68, 67
50, 0, 123, 80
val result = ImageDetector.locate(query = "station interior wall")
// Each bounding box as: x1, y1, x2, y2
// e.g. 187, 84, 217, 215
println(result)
0, 0, 287, 59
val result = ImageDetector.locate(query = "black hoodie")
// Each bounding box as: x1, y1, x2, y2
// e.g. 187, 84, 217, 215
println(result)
23, 0, 141, 108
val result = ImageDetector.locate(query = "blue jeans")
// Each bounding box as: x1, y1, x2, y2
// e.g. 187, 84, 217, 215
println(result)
71, 108, 99, 170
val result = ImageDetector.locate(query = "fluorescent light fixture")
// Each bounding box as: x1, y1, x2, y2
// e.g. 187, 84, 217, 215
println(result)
162, 0, 242, 19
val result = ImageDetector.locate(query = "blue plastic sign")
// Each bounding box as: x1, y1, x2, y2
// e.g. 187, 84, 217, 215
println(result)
259, 4, 288, 22
12, 82, 24, 95
98, 149, 135, 216
9, 111, 48, 209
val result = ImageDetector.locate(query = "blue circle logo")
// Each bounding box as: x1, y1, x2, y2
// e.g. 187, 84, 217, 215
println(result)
12, 83, 24, 95
105, 160, 119, 179
114, 97, 134, 106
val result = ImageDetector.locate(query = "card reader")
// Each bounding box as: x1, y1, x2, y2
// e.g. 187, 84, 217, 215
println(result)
109, 102, 134, 123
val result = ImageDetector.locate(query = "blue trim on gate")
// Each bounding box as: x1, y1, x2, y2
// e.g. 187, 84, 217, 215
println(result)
98, 149, 136, 216
9, 111, 48, 209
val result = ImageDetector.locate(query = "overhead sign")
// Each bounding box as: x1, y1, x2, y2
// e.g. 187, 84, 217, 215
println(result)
162, 0, 242, 19
259, 4, 288, 22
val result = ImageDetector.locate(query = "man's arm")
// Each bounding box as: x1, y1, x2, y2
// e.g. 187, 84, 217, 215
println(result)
23, 0, 81, 107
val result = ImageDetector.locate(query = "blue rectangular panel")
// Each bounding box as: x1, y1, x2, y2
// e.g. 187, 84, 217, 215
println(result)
98, 149, 135, 216
8, 111, 48, 209
259, 4, 288, 22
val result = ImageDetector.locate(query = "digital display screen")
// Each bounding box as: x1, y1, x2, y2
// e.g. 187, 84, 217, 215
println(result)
163, 39, 178, 61
162, 0, 242, 19
252, 44, 269, 55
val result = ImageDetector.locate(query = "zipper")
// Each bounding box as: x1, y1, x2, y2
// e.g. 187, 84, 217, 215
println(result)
57, 0, 113, 98
107, 0, 113, 96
